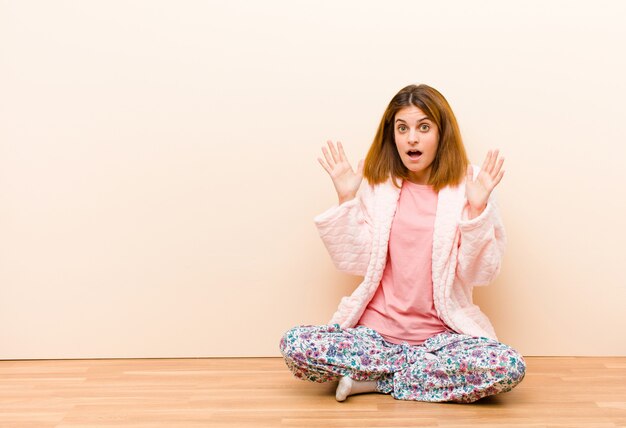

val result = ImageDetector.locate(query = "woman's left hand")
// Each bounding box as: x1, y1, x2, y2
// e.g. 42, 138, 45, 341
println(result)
465, 150, 505, 219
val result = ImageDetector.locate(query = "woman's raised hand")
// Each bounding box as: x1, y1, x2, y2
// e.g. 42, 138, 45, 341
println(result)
465, 150, 505, 219
318, 141, 364, 205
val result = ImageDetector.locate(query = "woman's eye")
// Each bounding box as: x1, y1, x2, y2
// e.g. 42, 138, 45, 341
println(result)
398, 125, 407, 132
420, 124, 430, 131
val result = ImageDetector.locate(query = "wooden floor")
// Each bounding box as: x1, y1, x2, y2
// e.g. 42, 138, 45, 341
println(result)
1, 357, 625, 428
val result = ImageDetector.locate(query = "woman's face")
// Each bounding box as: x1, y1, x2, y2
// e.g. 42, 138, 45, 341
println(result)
393, 105, 439, 185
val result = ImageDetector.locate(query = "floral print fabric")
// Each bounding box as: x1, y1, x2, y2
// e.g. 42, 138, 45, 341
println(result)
280, 324, 525, 403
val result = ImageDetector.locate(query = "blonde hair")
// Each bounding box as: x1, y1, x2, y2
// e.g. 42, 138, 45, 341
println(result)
364, 84, 469, 191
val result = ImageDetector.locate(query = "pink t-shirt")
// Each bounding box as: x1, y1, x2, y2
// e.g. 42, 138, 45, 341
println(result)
357, 180, 450, 345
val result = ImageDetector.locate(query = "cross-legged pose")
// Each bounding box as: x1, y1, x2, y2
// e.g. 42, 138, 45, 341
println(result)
280, 84, 525, 403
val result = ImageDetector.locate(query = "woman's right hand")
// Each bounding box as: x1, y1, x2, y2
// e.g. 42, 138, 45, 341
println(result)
317, 140, 364, 205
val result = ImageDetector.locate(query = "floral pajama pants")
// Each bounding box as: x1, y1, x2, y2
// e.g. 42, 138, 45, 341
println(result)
279, 324, 526, 403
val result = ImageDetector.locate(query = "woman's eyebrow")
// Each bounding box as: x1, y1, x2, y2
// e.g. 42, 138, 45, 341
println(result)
395, 116, 430, 123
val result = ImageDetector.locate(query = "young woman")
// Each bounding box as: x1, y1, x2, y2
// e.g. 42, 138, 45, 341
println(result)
279, 84, 525, 403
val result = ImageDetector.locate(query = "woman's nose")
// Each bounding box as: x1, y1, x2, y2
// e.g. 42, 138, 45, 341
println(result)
409, 129, 419, 144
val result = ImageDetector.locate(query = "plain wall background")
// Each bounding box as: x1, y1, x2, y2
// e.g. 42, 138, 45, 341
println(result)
1, 0, 625, 359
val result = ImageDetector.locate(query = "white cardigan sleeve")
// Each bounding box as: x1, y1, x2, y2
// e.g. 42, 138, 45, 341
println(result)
456, 196, 506, 287
313, 185, 374, 277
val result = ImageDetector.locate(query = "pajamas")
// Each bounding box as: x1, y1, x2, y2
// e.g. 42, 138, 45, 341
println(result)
280, 324, 525, 403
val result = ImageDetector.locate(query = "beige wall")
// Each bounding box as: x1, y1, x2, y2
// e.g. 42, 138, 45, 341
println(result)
1, 0, 625, 359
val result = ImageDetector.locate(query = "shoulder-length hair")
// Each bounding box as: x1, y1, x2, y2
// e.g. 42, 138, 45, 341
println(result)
364, 84, 469, 191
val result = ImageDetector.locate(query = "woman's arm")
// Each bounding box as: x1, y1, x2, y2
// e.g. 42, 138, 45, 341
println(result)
457, 151, 507, 286
456, 197, 506, 287
315, 141, 372, 276
314, 185, 373, 277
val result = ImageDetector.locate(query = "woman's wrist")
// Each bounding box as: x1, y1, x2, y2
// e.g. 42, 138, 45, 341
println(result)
338, 194, 356, 205
467, 203, 486, 220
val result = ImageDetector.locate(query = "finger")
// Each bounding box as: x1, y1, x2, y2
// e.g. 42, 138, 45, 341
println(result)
466, 164, 474, 182
487, 149, 500, 174
490, 170, 504, 190
317, 157, 332, 175
321, 145, 335, 169
492, 169, 505, 188
356, 159, 365, 176
337, 141, 348, 163
492, 156, 505, 178
327, 140, 340, 164
480, 150, 492, 173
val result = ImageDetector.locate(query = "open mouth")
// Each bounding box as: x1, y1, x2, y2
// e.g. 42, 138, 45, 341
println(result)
407, 150, 422, 159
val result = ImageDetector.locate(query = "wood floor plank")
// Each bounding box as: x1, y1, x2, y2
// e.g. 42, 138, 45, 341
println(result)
1, 357, 625, 427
